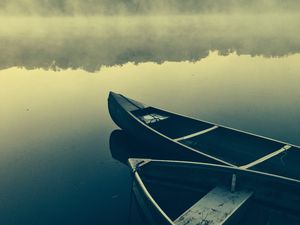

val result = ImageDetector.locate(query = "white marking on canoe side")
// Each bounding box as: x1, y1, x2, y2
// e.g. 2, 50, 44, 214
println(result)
174, 186, 253, 225
240, 145, 291, 169
173, 125, 219, 142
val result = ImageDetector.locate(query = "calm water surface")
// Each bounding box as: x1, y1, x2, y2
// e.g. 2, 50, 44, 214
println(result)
1, 14, 300, 225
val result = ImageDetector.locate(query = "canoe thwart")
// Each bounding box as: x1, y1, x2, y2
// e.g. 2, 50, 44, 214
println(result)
173, 125, 219, 142
240, 145, 291, 169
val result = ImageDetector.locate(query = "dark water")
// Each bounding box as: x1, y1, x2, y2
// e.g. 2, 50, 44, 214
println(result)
1, 13, 300, 225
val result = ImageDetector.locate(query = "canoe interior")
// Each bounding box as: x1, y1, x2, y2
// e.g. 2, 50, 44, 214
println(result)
109, 92, 300, 180
250, 146, 300, 180
174, 186, 253, 225
137, 178, 300, 225
178, 127, 284, 166
132, 107, 212, 139
133, 160, 300, 225
131, 105, 300, 179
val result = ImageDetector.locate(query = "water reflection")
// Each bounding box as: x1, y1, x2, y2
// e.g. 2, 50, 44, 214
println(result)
1, 50, 300, 225
1, 14, 300, 71
110, 130, 144, 165
1, 53, 300, 146
109, 129, 162, 166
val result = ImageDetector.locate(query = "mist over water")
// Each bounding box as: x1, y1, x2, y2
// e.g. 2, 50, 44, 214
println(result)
1, 13, 300, 71
1, 0, 300, 15
1, 0, 300, 71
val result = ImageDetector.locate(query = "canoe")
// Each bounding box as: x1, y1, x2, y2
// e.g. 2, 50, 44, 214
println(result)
128, 158, 300, 225
108, 92, 300, 181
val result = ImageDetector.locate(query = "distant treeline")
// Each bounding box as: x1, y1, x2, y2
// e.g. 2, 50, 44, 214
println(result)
1, 14, 299, 71
1, 0, 299, 15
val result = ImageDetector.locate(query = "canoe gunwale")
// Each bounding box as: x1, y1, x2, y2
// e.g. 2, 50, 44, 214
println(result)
126, 109, 235, 167
130, 160, 175, 225
129, 158, 300, 225
123, 92, 300, 150
108, 92, 300, 181
148, 104, 300, 150
131, 158, 300, 184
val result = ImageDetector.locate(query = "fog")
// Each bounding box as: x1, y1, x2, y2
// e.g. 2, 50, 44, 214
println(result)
1, 0, 300, 72
1, 0, 300, 15
1, 13, 299, 72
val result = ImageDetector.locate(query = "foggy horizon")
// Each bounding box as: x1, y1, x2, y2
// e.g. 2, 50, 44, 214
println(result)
1, 0, 300, 16
1, 13, 300, 71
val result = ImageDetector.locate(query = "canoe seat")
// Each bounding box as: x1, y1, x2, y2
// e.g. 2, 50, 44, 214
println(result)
174, 186, 253, 225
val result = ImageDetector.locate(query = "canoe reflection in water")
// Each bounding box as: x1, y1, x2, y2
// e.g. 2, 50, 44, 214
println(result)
109, 130, 300, 225
110, 129, 177, 165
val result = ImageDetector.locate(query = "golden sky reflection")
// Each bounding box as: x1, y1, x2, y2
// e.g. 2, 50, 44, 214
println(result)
1, 52, 300, 157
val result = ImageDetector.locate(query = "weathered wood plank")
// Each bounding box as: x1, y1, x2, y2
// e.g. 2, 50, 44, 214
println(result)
174, 186, 253, 225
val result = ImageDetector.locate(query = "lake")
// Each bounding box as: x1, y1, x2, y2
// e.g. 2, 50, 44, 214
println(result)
1, 12, 300, 225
